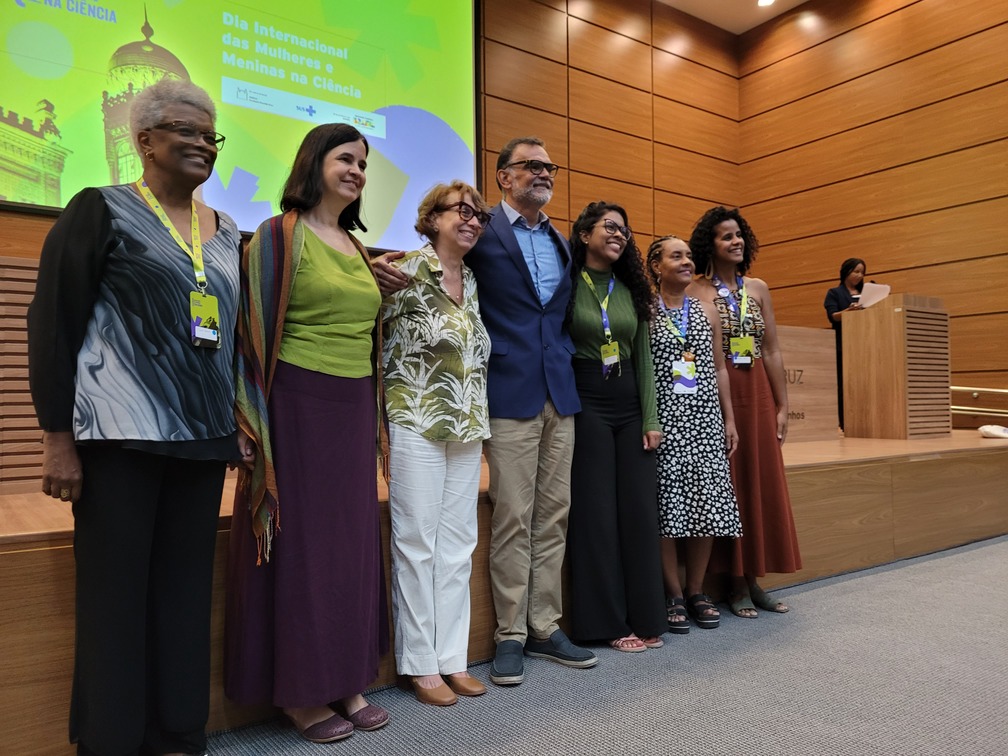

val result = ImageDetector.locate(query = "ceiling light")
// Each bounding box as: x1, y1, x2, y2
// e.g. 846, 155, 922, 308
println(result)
758, 0, 775, 6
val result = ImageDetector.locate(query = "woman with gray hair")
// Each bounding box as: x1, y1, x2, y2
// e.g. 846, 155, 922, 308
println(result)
28, 78, 241, 755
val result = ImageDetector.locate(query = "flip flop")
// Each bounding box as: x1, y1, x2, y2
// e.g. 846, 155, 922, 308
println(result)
609, 635, 647, 653
750, 585, 789, 613
729, 594, 758, 618
640, 636, 664, 649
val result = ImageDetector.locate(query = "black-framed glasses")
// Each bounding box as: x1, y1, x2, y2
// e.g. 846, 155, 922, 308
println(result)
150, 121, 226, 149
504, 159, 559, 177
441, 201, 491, 227
596, 218, 632, 240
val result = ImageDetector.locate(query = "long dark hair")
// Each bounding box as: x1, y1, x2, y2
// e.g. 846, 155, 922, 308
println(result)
689, 206, 759, 278
280, 123, 368, 232
839, 257, 867, 290
568, 201, 653, 322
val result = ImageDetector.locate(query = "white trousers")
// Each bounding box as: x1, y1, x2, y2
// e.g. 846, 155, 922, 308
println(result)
388, 422, 483, 676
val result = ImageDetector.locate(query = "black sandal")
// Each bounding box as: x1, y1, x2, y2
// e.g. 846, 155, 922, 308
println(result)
665, 597, 690, 634
686, 593, 720, 629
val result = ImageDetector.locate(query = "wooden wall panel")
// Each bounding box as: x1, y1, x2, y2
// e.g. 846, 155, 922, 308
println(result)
753, 199, 1008, 290
568, 172, 654, 236
0, 210, 52, 261
652, 2, 737, 75
741, 82, 1008, 205
740, 23, 1008, 159
951, 315, 1008, 373
483, 0, 568, 62
737, 0, 916, 75
568, 17, 652, 92
568, 0, 652, 44
569, 122, 653, 187
783, 462, 894, 582
891, 451, 1008, 558
745, 141, 1008, 245
740, 0, 997, 119
483, 41, 568, 117
653, 96, 736, 159
569, 69, 653, 139
653, 144, 736, 204
953, 372, 1008, 389
653, 48, 737, 119
653, 192, 729, 240
483, 97, 570, 167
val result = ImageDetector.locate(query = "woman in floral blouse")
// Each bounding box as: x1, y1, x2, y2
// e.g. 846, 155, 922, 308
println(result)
382, 180, 492, 706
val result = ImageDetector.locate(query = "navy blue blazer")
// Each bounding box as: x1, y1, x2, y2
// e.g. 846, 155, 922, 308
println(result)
466, 203, 580, 419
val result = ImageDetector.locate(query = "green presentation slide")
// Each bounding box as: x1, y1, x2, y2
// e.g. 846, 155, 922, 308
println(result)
1, 0, 476, 249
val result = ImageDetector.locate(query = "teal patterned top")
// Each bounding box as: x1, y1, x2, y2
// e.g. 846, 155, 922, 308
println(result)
381, 244, 491, 442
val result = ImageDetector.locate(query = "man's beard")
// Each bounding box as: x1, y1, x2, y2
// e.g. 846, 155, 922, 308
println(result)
513, 182, 553, 208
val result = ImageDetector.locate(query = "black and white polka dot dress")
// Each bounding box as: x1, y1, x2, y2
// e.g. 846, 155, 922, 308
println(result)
650, 297, 742, 538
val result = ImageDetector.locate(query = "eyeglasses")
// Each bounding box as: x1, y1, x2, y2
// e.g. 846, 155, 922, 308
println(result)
596, 218, 632, 240
150, 121, 226, 149
504, 159, 559, 177
441, 201, 491, 227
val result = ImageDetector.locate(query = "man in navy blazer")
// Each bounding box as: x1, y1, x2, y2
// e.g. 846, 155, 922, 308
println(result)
465, 137, 597, 685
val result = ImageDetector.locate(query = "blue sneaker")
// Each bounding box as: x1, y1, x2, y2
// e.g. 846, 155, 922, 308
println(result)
524, 629, 598, 668
489, 640, 525, 685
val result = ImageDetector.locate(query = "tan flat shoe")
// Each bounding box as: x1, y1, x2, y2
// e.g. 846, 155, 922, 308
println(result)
445, 674, 487, 697
411, 676, 458, 706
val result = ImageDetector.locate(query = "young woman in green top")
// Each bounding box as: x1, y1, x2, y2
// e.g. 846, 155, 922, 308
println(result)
565, 201, 667, 653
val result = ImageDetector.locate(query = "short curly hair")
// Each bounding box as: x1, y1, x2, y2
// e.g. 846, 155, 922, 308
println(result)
568, 201, 654, 323
688, 206, 759, 278
415, 180, 491, 241
130, 78, 216, 157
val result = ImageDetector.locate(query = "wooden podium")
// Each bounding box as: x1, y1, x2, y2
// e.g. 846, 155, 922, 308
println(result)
843, 293, 951, 439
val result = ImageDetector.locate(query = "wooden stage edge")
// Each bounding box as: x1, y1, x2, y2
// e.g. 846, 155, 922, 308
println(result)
2, 430, 1007, 752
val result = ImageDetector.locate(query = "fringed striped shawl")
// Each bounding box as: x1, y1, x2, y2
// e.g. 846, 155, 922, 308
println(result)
234, 211, 382, 563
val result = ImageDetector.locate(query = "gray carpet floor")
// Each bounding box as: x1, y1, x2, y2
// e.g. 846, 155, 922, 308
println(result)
209, 535, 1008, 755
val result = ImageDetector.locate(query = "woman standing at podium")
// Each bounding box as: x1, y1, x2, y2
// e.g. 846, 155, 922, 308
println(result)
688, 206, 801, 619
823, 258, 866, 430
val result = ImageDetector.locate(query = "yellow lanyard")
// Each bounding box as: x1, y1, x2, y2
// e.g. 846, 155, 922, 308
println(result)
135, 180, 207, 292
580, 269, 615, 343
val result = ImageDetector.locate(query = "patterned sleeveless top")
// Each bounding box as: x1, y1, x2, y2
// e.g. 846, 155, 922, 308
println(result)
714, 285, 766, 360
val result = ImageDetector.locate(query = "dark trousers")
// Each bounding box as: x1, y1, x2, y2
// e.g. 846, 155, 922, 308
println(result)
71, 445, 225, 756
567, 360, 666, 641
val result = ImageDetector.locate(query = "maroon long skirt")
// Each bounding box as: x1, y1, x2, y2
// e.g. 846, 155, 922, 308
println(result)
711, 358, 802, 578
224, 360, 389, 707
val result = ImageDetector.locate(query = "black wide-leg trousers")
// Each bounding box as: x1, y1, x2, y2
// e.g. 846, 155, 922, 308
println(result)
71, 445, 225, 756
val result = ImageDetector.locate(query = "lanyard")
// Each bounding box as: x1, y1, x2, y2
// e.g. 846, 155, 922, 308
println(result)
135, 180, 207, 292
712, 273, 747, 329
581, 269, 616, 343
658, 295, 690, 346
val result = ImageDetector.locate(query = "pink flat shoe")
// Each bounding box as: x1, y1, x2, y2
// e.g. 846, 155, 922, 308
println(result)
609, 635, 647, 653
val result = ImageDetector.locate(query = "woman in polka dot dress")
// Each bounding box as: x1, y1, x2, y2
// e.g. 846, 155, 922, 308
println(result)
647, 235, 741, 633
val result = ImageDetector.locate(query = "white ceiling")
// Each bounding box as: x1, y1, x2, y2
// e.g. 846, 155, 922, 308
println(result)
659, 0, 810, 34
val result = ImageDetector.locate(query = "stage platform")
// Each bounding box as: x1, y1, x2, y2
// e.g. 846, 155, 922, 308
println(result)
2, 431, 1006, 752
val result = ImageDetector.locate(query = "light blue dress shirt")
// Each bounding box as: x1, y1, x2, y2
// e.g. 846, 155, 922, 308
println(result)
501, 200, 563, 306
